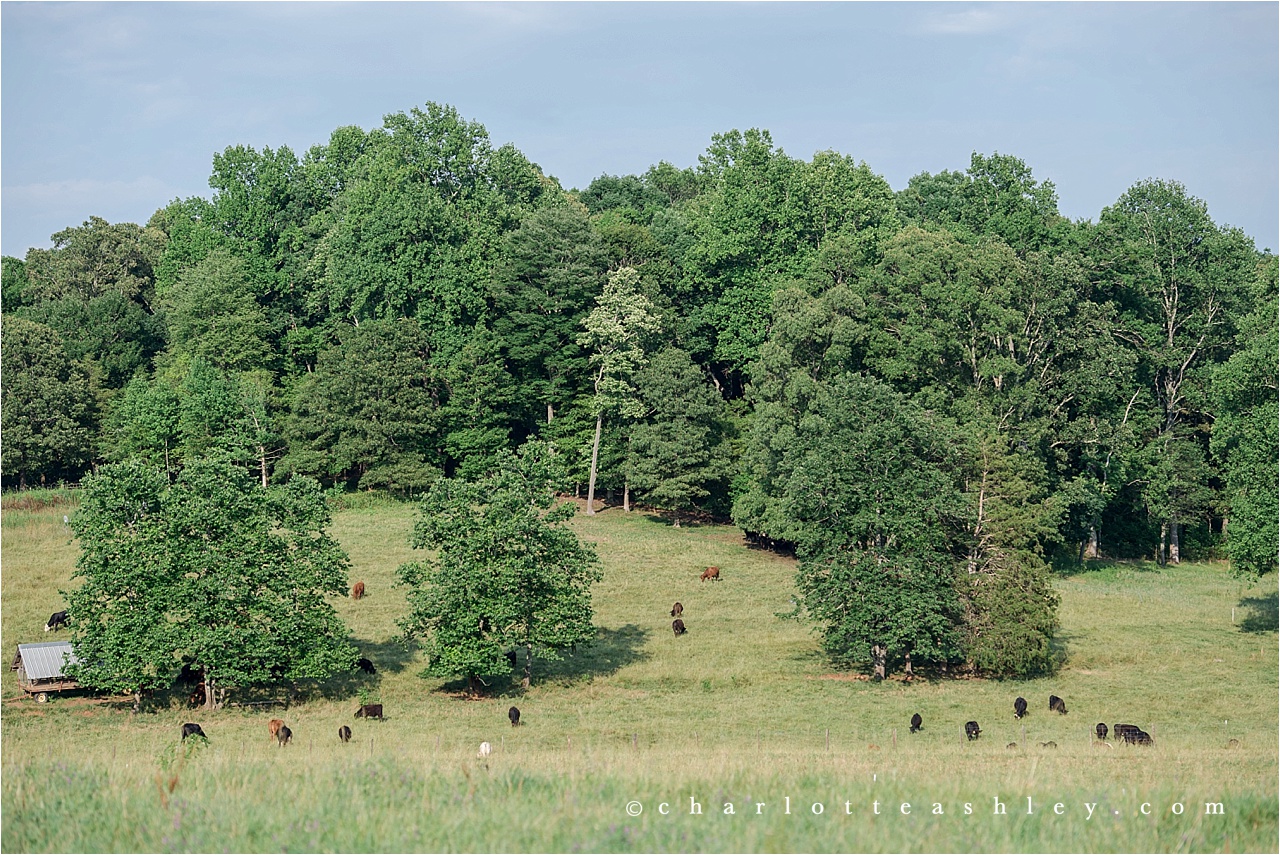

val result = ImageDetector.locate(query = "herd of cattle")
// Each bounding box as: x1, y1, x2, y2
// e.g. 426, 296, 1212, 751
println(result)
44, 569, 1160, 753
923, 694, 1155, 747
179, 702, 524, 748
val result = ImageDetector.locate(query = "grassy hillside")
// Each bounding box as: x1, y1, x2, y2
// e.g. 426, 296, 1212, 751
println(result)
3, 496, 1276, 852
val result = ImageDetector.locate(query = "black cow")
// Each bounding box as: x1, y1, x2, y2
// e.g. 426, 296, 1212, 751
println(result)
44, 610, 68, 632
1039, 741, 1058, 748
670, 602, 683, 618
277, 725, 292, 746
181, 723, 206, 741
910, 713, 922, 733
1049, 694, 1068, 714
672, 619, 687, 636
965, 721, 981, 740
357, 657, 376, 675
1096, 722, 1108, 741
509, 706, 521, 727
338, 725, 352, 743
1121, 727, 1153, 746
505, 650, 517, 667
1114, 723, 1141, 742
355, 703, 383, 720
1014, 697, 1028, 719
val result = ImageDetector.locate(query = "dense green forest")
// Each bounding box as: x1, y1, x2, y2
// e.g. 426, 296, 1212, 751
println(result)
3, 103, 1275, 677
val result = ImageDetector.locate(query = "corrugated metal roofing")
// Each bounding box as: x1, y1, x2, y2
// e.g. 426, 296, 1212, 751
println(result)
13, 641, 79, 680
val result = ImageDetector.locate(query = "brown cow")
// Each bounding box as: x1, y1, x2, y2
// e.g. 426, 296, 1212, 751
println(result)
339, 725, 352, 743
672, 618, 687, 636
700, 566, 720, 582
351, 581, 366, 600
268, 718, 284, 743
355, 703, 383, 720
277, 725, 292, 747
670, 602, 683, 618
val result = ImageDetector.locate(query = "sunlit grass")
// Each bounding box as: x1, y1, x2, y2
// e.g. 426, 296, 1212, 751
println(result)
2, 498, 1276, 852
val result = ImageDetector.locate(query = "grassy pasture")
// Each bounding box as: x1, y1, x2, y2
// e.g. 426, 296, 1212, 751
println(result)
2, 495, 1277, 852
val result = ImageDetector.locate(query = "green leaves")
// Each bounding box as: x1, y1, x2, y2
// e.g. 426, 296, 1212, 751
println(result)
0, 316, 97, 486
65, 458, 355, 701
398, 441, 602, 688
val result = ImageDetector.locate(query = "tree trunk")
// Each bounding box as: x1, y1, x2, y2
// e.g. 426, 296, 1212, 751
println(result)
1085, 526, 1100, 560
203, 674, 215, 711
586, 413, 603, 515
904, 651, 914, 680
871, 644, 887, 681
623, 481, 630, 513
133, 688, 142, 714
522, 642, 533, 691
259, 446, 269, 488
547, 403, 554, 425
1158, 522, 1169, 566
672, 510, 680, 528
1169, 520, 1181, 564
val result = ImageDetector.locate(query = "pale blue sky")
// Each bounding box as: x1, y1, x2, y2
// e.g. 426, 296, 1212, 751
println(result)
3, 2, 1277, 258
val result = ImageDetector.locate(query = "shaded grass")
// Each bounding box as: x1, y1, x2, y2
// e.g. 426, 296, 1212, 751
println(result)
2, 499, 1277, 852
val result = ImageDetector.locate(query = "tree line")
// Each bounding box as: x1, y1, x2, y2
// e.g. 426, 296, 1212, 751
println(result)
4, 102, 1275, 680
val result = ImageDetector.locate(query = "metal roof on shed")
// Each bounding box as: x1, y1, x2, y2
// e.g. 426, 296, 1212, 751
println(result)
11, 641, 79, 680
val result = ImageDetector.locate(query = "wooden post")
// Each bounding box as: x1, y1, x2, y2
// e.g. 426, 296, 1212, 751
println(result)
825, 728, 830, 751
632, 733, 637, 749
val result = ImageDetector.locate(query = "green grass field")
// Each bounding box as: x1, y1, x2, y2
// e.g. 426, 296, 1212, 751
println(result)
3, 494, 1277, 852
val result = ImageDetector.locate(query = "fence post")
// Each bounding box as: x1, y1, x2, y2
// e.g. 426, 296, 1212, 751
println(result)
826, 728, 830, 751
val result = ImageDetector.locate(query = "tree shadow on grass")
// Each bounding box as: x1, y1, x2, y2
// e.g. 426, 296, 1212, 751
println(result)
433, 624, 652, 698
1238, 592, 1278, 633
1051, 558, 1164, 578
293, 636, 417, 704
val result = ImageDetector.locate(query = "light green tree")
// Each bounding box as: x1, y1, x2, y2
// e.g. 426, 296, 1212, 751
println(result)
576, 266, 661, 515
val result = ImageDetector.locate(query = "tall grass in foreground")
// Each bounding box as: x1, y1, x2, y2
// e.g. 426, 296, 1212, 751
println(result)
4, 745, 1276, 853
2, 500, 1276, 852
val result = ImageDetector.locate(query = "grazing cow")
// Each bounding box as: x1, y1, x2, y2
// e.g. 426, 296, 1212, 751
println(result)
181, 723, 206, 741
357, 657, 377, 675
700, 566, 720, 582
1014, 697, 1028, 719
672, 618, 687, 636
339, 725, 352, 743
189, 683, 206, 708
1121, 728, 1153, 746
1039, 741, 1058, 748
277, 725, 292, 747
1096, 722, 1108, 741
505, 650, 517, 667
44, 610, 68, 632
355, 703, 384, 720
1006, 742, 1018, 749
268, 719, 284, 743
1227, 738, 1240, 748
1114, 724, 1141, 742
670, 602, 683, 618
965, 721, 981, 740
351, 581, 365, 600
1049, 694, 1068, 714
509, 706, 521, 727
478, 741, 492, 758
910, 713, 922, 733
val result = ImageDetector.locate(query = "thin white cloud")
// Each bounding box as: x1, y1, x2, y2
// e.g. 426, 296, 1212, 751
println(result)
922, 7, 1010, 35
4, 176, 174, 218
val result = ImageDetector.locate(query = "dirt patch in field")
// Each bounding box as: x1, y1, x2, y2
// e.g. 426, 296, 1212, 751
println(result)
812, 673, 872, 682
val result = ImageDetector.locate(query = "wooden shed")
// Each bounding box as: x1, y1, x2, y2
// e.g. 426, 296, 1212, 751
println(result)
10, 641, 80, 702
